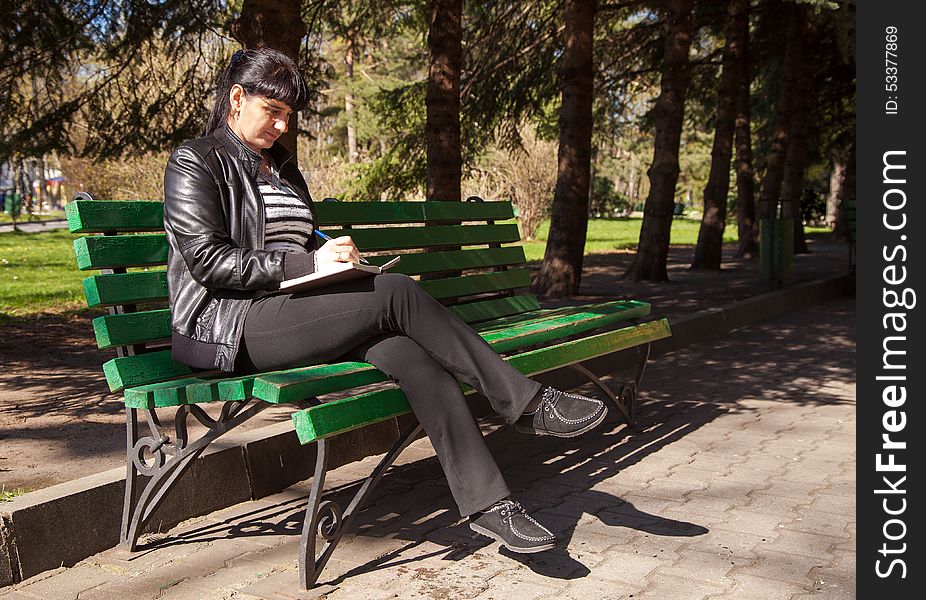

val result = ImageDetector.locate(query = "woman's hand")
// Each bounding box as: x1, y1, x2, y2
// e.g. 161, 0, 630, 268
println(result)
315, 235, 362, 270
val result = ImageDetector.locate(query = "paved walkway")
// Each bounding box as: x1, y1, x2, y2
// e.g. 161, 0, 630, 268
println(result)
0, 295, 856, 599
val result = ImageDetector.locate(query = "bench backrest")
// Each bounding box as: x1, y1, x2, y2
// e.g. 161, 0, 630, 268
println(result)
67, 196, 536, 393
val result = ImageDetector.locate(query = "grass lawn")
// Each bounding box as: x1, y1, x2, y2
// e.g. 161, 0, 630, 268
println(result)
512, 215, 737, 262
0, 209, 66, 224
0, 229, 88, 320
0, 217, 830, 320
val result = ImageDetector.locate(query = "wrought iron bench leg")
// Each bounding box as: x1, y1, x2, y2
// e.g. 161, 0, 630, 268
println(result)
569, 342, 652, 428
300, 421, 425, 589
121, 399, 270, 550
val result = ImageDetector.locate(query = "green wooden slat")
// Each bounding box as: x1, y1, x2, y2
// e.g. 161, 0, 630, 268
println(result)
505, 318, 672, 376
449, 294, 541, 323
124, 373, 261, 408
291, 318, 672, 443
93, 309, 170, 349
66, 200, 164, 233
123, 362, 386, 408
321, 224, 520, 252
482, 300, 652, 353
82, 271, 168, 307
474, 301, 648, 335
314, 201, 513, 225
73, 234, 168, 270
252, 362, 389, 404
419, 269, 532, 300
102, 350, 197, 393
366, 247, 526, 276
292, 387, 410, 443
124, 376, 211, 408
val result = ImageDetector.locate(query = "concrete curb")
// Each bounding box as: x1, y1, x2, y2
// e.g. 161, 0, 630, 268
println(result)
0, 272, 852, 587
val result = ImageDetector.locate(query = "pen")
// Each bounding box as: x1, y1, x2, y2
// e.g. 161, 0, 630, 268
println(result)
314, 229, 370, 265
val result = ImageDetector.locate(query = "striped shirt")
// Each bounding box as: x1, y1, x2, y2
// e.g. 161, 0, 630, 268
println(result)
256, 171, 314, 254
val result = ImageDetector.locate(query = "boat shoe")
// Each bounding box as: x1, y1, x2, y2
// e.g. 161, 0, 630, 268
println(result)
515, 386, 607, 438
469, 499, 557, 553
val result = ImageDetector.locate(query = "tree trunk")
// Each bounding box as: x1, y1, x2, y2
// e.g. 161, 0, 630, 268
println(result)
345, 36, 358, 164
734, 9, 757, 259
691, 0, 747, 270
425, 0, 462, 202
826, 161, 846, 230
532, 0, 597, 297
35, 156, 49, 212
781, 15, 815, 255
623, 0, 694, 282
757, 2, 799, 222
230, 0, 306, 163
833, 140, 855, 241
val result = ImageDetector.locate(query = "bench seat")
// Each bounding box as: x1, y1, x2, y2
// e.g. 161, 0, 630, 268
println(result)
120, 299, 659, 408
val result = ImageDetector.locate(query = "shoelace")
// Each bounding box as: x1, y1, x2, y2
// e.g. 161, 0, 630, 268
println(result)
540, 387, 562, 413
490, 499, 526, 522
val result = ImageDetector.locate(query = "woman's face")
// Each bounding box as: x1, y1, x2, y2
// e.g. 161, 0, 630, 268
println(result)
227, 84, 292, 152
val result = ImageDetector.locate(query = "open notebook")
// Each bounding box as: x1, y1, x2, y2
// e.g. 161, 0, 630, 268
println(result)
279, 256, 401, 292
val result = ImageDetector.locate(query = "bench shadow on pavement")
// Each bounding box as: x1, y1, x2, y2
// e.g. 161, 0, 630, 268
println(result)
143, 394, 723, 585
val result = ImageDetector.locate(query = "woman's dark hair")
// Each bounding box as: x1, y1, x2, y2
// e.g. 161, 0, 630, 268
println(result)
205, 47, 310, 136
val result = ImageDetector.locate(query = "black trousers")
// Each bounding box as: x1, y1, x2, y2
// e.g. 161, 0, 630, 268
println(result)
236, 272, 542, 516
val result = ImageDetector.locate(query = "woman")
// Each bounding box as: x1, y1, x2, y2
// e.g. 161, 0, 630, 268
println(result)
163, 47, 607, 554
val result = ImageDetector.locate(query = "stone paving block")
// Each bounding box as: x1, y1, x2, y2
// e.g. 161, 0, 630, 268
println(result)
717, 573, 809, 599
584, 550, 666, 587
658, 506, 725, 530
732, 454, 790, 474
711, 467, 785, 489
7, 564, 115, 600
604, 532, 687, 565
662, 465, 721, 485
654, 548, 740, 586
319, 534, 416, 570
780, 459, 847, 483
712, 509, 790, 537
238, 570, 336, 599
90, 541, 205, 579
782, 508, 853, 538
683, 454, 746, 474
741, 491, 806, 516
736, 549, 824, 590
177, 551, 282, 595
751, 478, 828, 501
683, 489, 749, 513
543, 489, 627, 520
74, 570, 192, 600
763, 530, 843, 560
520, 479, 588, 506
379, 552, 515, 599
469, 575, 564, 600
157, 581, 251, 599
326, 584, 400, 599
0, 592, 37, 600
204, 495, 301, 527
627, 479, 705, 503
540, 575, 631, 599
564, 526, 630, 562
805, 551, 855, 599
684, 530, 767, 564
571, 515, 642, 549
642, 572, 729, 599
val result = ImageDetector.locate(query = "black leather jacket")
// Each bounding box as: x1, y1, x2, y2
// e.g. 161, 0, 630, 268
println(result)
163, 125, 318, 371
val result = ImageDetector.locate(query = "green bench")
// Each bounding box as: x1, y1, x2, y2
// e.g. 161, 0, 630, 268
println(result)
66, 193, 671, 589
